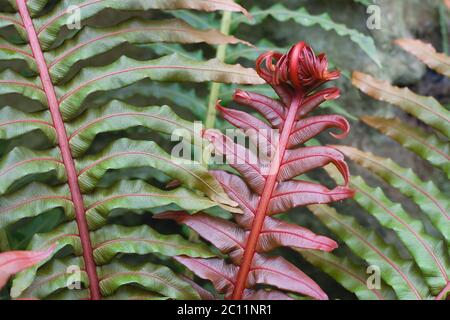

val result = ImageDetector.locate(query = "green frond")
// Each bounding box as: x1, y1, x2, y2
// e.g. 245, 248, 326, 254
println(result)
336, 146, 450, 245
98, 261, 201, 300
47, 19, 249, 83
299, 250, 396, 300
233, 4, 381, 67
0, 183, 74, 230
1, 0, 248, 300
67, 102, 200, 158
91, 224, 216, 265
0, 147, 65, 195
18, 256, 88, 300
349, 175, 449, 294
353, 72, 450, 138
362, 116, 450, 177
30, 0, 248, 49
0, 107, 56, 145
84, 180, 221, 230
57, 54, 263, 121
308, 204, 431, 300
104, 286, 169, 300
0, 70, 47, 106
0, 38, 37, 73
11, 221, 82, 297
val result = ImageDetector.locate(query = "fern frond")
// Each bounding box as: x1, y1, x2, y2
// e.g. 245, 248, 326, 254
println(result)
84, 180, 226, 230
352, 71, 450, 138
17, 256, 88, 299
57, 54, 263, 120
86, 82, 207, 121
91, 224, 215, 265
395, 39, 450, 77
0, 0, 257, 300
158, 42, 354, 300
0, 183, 74, 230
47, 19, 250, 83
319, 40, 450, 300
0, 70, 47, 105
0, 107, 56, 145
325, 161, 450, 294
298, 250, 396, 300
0, 146, 66, 195
23, 0, 249, 49
335, 146, 450, 245
0, 38, 37, 73
350, 176, 450, 294
233, 4, 381, 67
66, 102, 199, 157
98, 261, 202, 299
362, 116, 450, 177
308, 204, 431, 300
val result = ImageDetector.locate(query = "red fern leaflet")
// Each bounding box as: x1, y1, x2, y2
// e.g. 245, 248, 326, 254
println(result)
0, 245, 55, 289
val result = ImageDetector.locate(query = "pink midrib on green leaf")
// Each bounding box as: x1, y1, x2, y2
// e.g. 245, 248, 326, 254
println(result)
231, 95, 302, 299
49, 26, 222, 69
303, 251, 386, 300
16, 0, 101, 300
36, 0, 246, 35
0, 14, 23, 27
353, 151, 449, 220
321, 207, 423, 299
356, 187, 448, 283
436, 282, 450, 300
0, 45, 33, 58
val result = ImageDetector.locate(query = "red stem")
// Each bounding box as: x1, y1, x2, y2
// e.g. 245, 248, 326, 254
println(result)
231, 95, 302, 299
435, 282, 450, 300
16, 0, 101, 300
